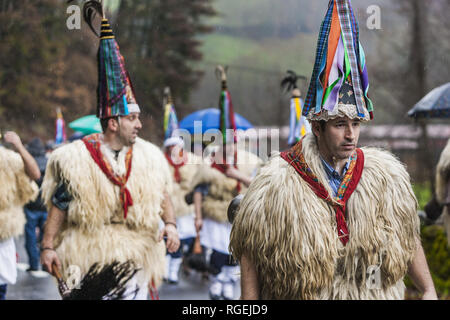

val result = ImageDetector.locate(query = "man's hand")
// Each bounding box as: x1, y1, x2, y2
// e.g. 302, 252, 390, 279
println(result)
195, 217, 203, 233
41, 249, 62, 276
159, 224, 180, 253
193, 191, 203, 233
3, 131, 24, 151
159, 191, 179, 253
41, 206, 66, 276
3, 131, 41, 180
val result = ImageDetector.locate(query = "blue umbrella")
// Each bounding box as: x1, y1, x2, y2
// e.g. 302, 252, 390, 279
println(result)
179, 108, 253, 134
408, 83, 450, 118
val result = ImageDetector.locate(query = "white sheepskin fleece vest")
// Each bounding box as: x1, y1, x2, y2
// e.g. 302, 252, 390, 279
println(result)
435, 138, 450, 245
0, 147, 39, 241
230, 134, 420, 300
166, 151, 203, 218
41, 137, 173, 286
190, 149, 263, 222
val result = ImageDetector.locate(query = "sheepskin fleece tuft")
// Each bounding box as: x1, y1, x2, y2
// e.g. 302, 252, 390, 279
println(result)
230, 134, 420, 300
41, 137, 172, 286
435, 138, 450, 245
190, 149, 263, 222
0, 147, 39, 241
167, 152, 203, 218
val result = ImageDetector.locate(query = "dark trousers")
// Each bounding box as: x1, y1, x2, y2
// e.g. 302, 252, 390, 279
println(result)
209, 250, 237, 275
0, 284, 7, 300
24, 208, 47, 270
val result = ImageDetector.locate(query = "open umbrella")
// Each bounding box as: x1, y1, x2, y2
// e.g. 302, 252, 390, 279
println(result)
179, 108, 253, 134
408, 83, 450, 118
68, 115, 102, 135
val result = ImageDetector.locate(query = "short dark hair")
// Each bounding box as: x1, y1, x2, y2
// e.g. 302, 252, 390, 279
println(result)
311, 120, 327, 132
100, 116, 119, 133
318, 120, 327, 131
311, 120, 327, 140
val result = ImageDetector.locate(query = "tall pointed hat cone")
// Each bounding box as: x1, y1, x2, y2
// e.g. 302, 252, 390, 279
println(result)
302, 0, 373, 122
163, 87, 179, 139
71, 0, 140, 119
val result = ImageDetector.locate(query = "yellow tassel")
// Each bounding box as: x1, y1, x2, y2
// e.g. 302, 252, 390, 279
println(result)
294, 98, 301, 122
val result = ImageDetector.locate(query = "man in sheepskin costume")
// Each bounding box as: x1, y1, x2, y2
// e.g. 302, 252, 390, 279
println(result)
191, 66, 263, 300
230, 0, 437, 300
0, 131, 40, 299
435, 138, 450, 246
40, 4, 179, 300
161, 87, 202, 284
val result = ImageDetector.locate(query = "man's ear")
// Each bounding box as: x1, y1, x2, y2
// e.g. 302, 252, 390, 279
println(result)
108, 117, 119, 132
311, 121, 320, 139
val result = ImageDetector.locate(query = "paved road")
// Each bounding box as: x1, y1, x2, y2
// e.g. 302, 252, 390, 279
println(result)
6, 236, 240, 300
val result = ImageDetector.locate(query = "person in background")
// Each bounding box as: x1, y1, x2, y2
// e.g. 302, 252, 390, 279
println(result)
161, 88, 203, 284
0, 131, 40, 299
191, 66, 263, 300
24, 137, 49, 277
162, 137, 202, 284
435, 138, 450, 246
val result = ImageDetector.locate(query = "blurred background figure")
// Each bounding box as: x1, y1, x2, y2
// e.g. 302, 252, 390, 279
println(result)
434, 138, 450, 246
23, 137, 49, 278
161, 87, 200, 285
0, 131, 40, 299
54, 108, 67, 146
281, 70, 311, 148
191, 66, 263, 300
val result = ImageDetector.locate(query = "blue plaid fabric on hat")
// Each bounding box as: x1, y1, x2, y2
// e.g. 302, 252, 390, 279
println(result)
336, 0, 366, 117
302, 0, 373, 120
303, 0, 334, 116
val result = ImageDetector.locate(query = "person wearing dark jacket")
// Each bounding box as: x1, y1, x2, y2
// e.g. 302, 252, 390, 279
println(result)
24, 137, 48, 275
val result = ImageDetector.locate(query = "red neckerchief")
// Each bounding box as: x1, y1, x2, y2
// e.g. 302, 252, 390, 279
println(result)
82, 134, 134, 219
165, 150, 187, 184
149, 279, 159, 300
211, 153, 241, 193
280, 137, 364, 245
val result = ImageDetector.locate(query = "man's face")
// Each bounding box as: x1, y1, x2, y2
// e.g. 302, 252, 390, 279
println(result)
313, 117, 361, 161
166, 144, 184, 162
117, 113, 142, 146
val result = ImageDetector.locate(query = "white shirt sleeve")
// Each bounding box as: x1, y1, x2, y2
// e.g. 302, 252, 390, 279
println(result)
0, 238, 17, 285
